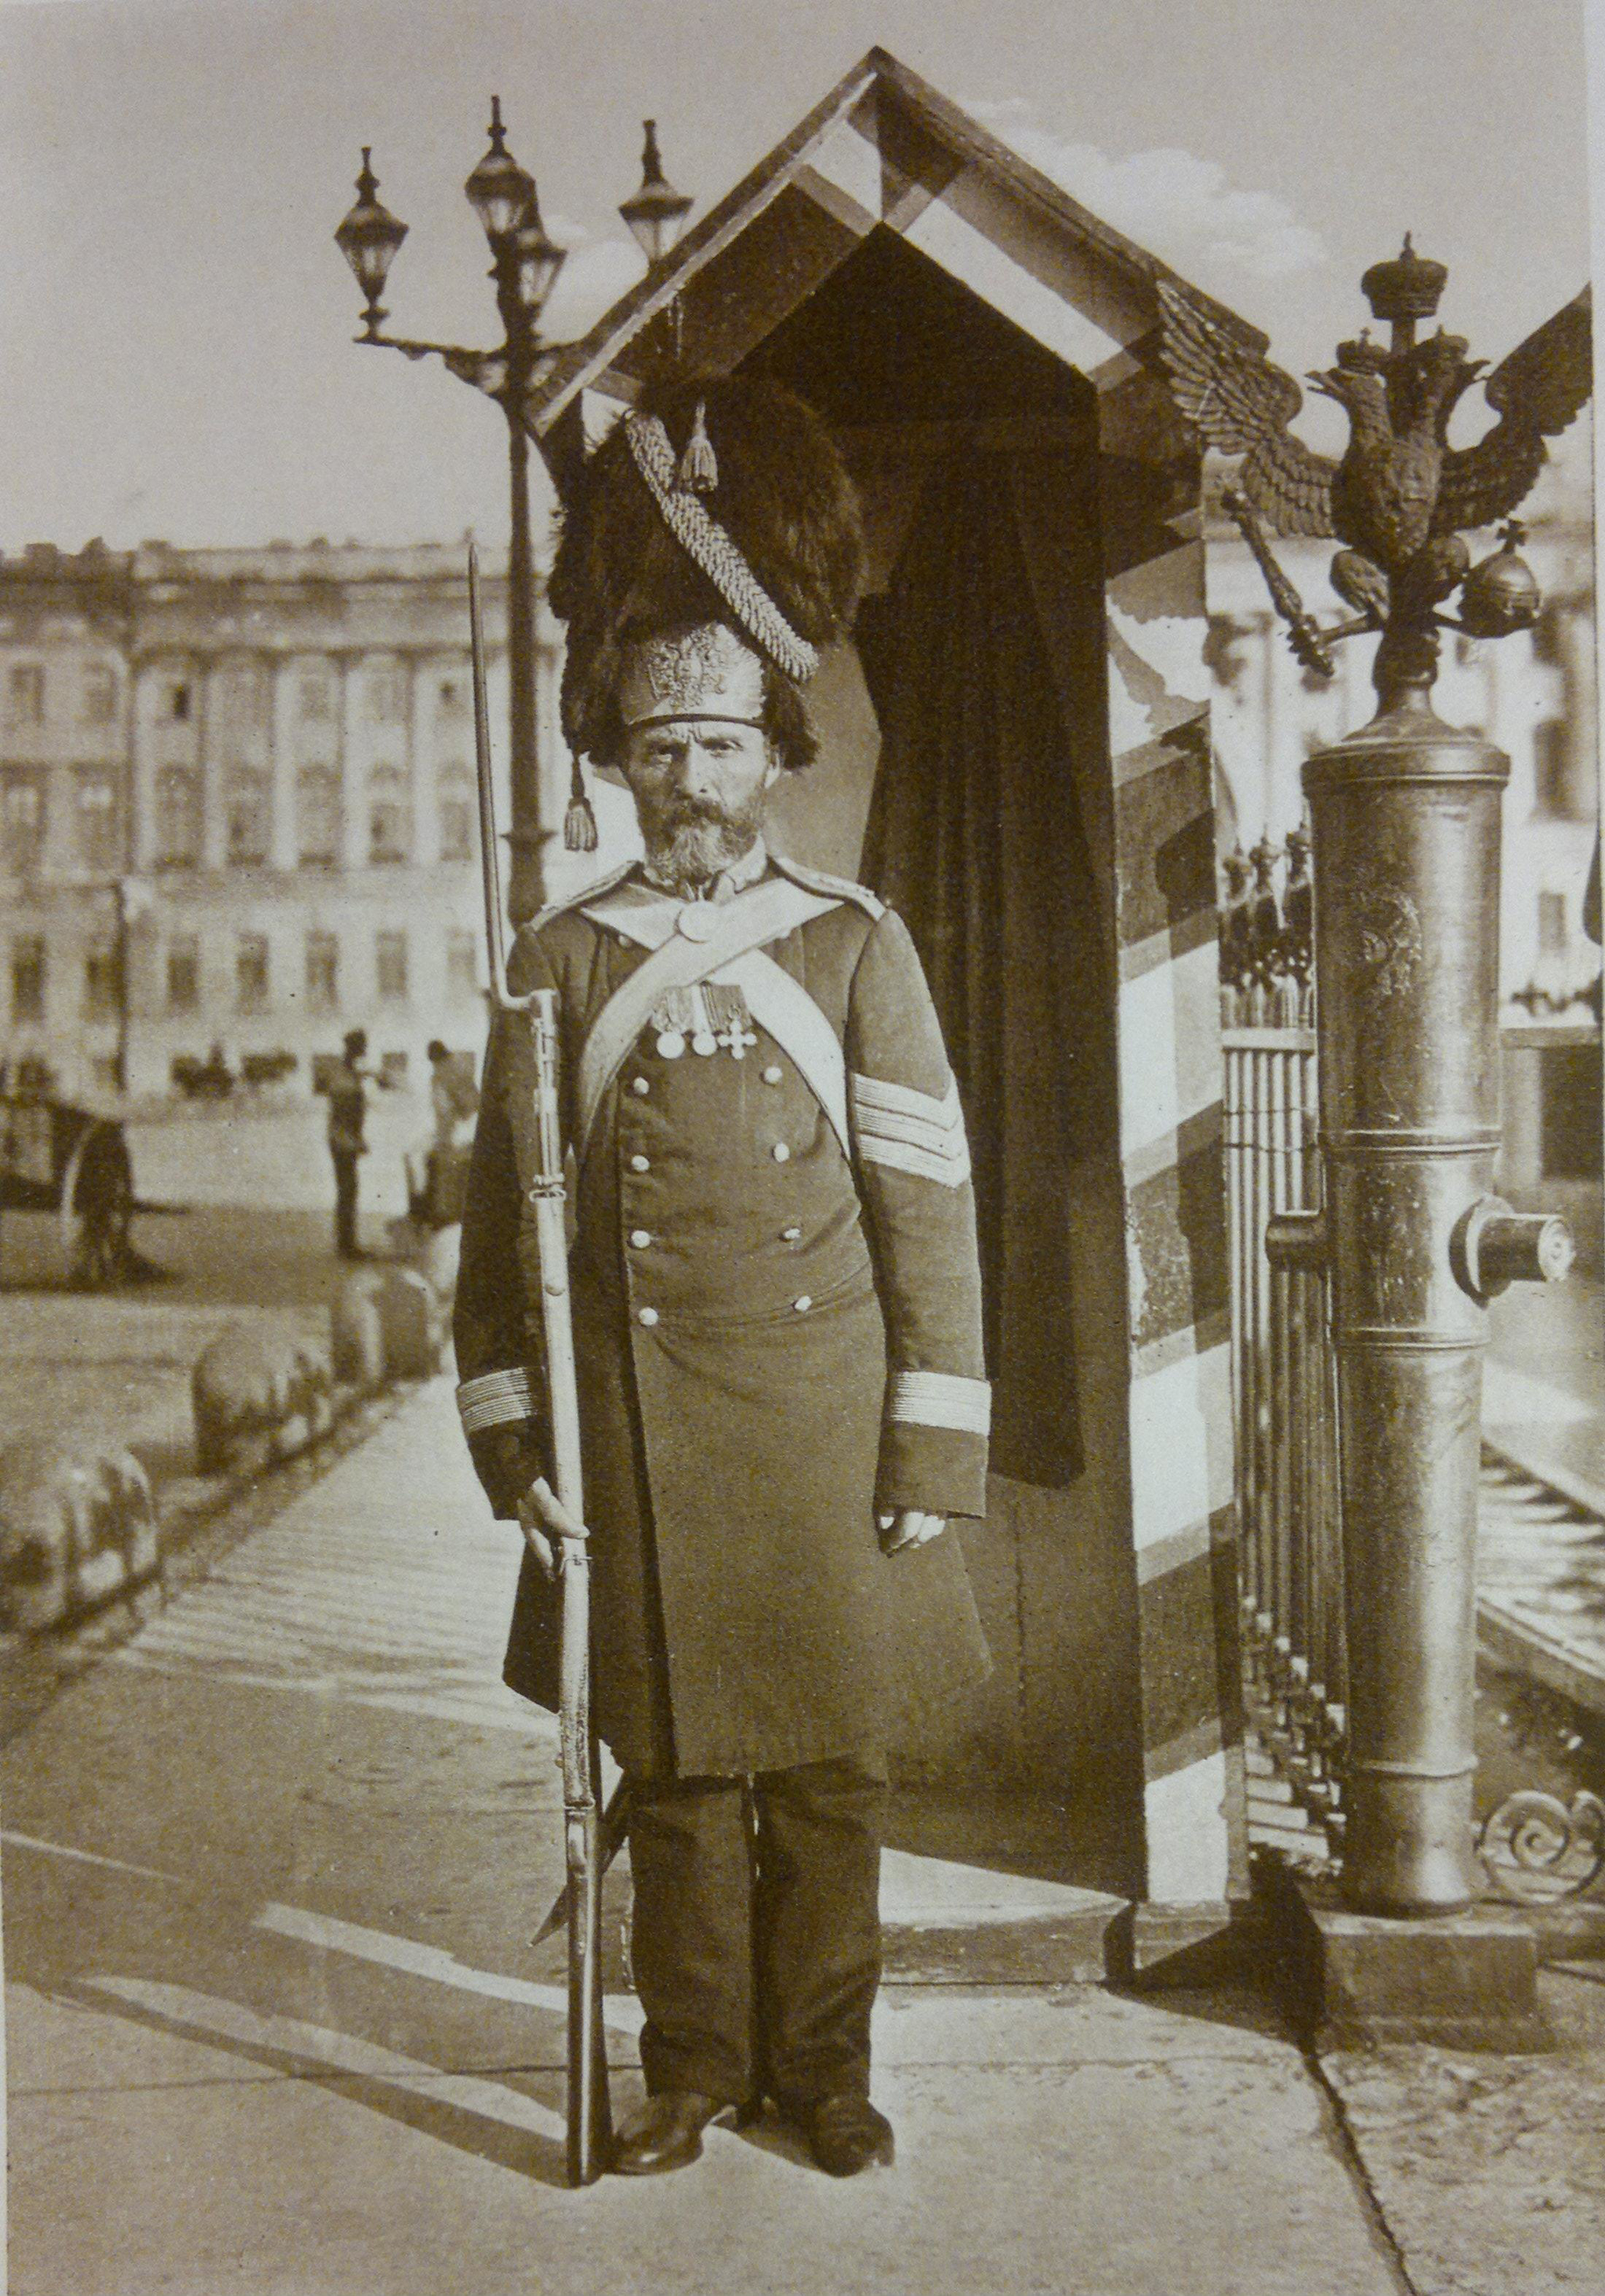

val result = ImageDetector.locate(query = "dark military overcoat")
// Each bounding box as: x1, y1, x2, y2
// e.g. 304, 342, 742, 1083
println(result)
454, 849, 991, 1779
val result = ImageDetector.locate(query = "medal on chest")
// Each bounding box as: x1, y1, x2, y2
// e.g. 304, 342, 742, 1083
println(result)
648, 981, 759, 1061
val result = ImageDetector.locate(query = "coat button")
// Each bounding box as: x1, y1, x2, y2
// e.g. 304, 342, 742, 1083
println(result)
636, 1306, 659, 1327
781, 1225, 802, 1242
629, 1153, 651, 1173
763, 1064, 783, 1085
771, 1142, 791, 1163
792, 1295, 812, 1313
629, 1229, 652, 1249
631, 1076, 650, 1096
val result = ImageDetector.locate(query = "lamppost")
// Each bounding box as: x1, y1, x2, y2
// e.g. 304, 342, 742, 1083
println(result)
334, 103, 692, 922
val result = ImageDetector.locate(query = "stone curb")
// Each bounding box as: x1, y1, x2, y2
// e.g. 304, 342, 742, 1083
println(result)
0, 1378, 418, 1748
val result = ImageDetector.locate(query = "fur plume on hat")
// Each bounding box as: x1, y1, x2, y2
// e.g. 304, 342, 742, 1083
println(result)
549, 374, 865, 765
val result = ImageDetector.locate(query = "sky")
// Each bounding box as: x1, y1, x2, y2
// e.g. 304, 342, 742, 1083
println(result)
0, 0, 1594, 552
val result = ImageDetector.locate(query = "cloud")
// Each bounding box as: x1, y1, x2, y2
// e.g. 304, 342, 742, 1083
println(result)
976, 100, 1325, 283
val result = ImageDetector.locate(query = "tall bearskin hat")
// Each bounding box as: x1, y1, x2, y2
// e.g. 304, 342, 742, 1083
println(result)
549, 373, 864, 846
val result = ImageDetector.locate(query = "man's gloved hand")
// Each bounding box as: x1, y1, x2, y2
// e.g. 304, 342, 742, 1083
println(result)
878, 1510, 947, 1555
517, 1475, 589, 1583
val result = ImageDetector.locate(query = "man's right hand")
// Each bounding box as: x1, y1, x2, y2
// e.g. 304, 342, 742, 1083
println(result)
516, 1476, 590, 1582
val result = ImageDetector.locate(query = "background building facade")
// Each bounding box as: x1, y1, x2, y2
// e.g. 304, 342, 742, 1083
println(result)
0, 539, 563, 1102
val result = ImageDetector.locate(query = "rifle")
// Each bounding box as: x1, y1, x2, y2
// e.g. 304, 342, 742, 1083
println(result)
469, 541, 611, 2187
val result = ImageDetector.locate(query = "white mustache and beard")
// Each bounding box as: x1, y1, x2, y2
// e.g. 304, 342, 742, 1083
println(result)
636, 785, 766, 889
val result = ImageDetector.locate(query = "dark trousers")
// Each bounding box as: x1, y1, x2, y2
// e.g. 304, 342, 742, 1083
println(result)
625, 1755, 887, 2112
332, 1149, 360, 1256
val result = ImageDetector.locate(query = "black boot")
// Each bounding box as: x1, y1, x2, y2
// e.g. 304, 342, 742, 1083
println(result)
788, 2093, 895, 2176
610, 2091, 726, 2175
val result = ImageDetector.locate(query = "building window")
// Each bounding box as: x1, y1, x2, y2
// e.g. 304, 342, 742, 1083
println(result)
368, 765, 411, 864
155, 766, 202, 867
438, 775, 475, 862
296, 767, 340, 867
236, 932, 270, 1012
74, 773, 121, 873
82, 664, 118, 725
306, 930, 339, 1011
375, 928, 408, 1002
167, 935, 200, 1013
299, 668, 335, 722
1541, 1044, 1605, 1181
1538, 889, 1569, 955
8, 664, 44, 726
10, 935, 45, 1023
168, 680, 192, 723
366, 662, 408, 725
218, 661, 267, 730
226, 769, 272, 866
2, 773, 45, 875
446, 928, 480, 1002
83, 938, 121, 1021
1531, 717, 1594, 822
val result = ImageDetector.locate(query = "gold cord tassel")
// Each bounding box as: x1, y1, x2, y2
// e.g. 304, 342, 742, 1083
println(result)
564, 760, 598, 853
676, 399, 718, 495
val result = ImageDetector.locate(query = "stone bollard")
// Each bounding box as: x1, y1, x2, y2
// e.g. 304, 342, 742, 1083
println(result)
332, 1268, 386, 1389
193, 1323, 323, 1478
0, 1439, 158, 1631
415, 1222, 461, 1309
276, 1337, 335, 1458
378, 1265, 442, 1381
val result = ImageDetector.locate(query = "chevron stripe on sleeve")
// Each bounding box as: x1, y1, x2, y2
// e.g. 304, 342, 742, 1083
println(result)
850, 1071, 972, 1187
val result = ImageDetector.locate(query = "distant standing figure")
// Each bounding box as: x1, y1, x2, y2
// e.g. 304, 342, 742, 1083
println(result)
407, 1041, 480, 1226
327, 1027, 374, 1258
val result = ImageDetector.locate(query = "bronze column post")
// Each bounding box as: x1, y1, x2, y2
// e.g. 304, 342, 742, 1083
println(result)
1305, 682, 1504, 1912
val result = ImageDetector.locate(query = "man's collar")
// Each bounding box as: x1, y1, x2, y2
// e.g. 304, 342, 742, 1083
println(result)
638, 835, 770, 906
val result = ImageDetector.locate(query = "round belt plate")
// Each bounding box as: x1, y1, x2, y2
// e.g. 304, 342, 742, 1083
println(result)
676, 905, 717, 942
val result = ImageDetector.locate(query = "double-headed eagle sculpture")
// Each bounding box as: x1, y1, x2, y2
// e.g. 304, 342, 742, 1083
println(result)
1157, 239, 1592, 696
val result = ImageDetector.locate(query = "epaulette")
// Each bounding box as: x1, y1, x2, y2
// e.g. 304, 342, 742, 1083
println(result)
505, 860, 639, 994
513, 859, 639, 947
769, 851, 886, 919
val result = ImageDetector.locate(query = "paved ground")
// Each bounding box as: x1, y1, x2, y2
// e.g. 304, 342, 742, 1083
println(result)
2, 1125, 1602, 2292
2, 1380, 1412, 2296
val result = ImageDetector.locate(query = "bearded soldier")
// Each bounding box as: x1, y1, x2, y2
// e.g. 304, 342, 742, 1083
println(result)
453, 376, 991, 2179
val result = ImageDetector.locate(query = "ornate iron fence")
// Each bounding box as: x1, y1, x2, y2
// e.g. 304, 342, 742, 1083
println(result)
1221, 831, 1347, 1842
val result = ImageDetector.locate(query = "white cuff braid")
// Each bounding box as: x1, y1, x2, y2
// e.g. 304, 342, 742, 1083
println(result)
886, 1370, 991, 1436
456, 1367, 538, 1436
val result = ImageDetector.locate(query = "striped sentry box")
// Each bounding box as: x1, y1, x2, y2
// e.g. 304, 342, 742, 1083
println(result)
1102, 509, 1246, 1907
529, 49, 1252, 1910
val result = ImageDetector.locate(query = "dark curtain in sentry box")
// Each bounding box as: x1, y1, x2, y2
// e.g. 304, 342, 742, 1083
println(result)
856, 448, 1112, 1490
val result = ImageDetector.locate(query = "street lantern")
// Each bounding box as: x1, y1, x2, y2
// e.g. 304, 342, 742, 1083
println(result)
333, 100, 694, 918
511, 195, 567, 317
618, 121, 693, 266
463, 97, 535, 244
333, 150, 408, 338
